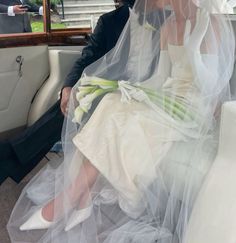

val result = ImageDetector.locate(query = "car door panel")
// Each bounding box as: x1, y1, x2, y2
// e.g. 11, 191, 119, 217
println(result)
0, 45, 49, 136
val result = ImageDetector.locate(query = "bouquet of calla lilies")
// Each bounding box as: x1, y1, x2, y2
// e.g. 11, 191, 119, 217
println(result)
73, 76, 118, 124
73, 76, 198, 125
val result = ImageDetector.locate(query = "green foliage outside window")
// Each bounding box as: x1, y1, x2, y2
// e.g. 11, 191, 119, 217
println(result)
31, 21, 66, 32
30, 0, 61, 10
31, 0, 61, 5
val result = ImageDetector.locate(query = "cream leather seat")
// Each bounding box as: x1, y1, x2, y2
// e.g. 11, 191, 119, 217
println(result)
183, 66, 236, 242
27, 49, 80, 126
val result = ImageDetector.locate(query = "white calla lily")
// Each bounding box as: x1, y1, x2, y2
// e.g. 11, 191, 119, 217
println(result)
76, 85, 98, 102
73, 106, 84, 124
79, 95, 93, 113
78, 85, 97, 93
79, 88, 109, 112
76, 91, 88, 102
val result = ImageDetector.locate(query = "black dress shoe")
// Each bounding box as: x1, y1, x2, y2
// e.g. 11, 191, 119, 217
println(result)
0, 141, 13, 184
1, 158, 40, 183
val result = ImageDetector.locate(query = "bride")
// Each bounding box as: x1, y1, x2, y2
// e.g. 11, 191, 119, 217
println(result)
7, 0, 235, 242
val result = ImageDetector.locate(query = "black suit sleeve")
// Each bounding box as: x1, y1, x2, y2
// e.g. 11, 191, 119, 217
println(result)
63, 16, 108, 88
0, 3, 9, 13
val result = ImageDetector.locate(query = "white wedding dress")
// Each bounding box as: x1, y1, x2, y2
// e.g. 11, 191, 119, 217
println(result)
72, 44, 214, 220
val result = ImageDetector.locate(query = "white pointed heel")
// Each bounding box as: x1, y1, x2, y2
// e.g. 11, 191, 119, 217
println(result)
65, 205, 92, 231
20, 208, 53, 231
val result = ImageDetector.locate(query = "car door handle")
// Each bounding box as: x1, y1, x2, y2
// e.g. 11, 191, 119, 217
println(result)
16, 55, 24, 77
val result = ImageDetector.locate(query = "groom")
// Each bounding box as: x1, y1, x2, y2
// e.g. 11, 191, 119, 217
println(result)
0, 0, 135, 184
0, 0, 43, 34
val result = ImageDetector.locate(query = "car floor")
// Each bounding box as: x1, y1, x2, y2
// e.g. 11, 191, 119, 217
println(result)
0, 152, 62, 243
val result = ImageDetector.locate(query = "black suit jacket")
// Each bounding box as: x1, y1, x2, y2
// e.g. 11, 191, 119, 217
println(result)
0, 0, 40, 34
64, 5, 130, 88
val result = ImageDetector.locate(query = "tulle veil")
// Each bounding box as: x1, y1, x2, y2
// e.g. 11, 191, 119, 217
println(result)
7, 0, 235, 242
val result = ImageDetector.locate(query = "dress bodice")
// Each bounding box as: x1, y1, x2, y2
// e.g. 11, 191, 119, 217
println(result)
162, 44, 199, 100
168, 44, 193, 81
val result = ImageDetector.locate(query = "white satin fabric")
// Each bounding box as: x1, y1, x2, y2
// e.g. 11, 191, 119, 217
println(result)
72, 45, 210, 219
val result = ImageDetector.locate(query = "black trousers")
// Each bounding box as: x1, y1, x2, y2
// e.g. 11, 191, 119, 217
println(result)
0, 101, 64, 183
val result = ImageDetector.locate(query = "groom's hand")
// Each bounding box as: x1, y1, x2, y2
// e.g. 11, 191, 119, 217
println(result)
13, 5, 28, 14
60, 87, 72, 116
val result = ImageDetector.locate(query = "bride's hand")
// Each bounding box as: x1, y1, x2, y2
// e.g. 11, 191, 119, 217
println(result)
185, 8, 210, 51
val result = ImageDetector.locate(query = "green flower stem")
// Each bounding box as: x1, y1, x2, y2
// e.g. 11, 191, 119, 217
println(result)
135, 85, 195, 121
148, 93, 191, 121
148, 92, 191, 119
90, 79, 119, 89
91, 87, 117, 97
79, 85, 98, 93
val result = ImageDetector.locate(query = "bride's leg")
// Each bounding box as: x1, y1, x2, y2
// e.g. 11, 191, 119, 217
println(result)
42, 159, 98, 221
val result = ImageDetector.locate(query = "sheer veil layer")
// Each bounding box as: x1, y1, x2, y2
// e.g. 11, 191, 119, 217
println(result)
7, 0, 235, 242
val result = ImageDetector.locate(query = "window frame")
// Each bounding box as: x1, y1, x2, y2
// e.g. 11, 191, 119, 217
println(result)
0, 0, 91, 48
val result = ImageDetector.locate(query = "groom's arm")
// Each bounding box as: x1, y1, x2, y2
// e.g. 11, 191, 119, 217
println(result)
60, 15, 109, 115
63, 16, 108, 89
0, 3, 8, 13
